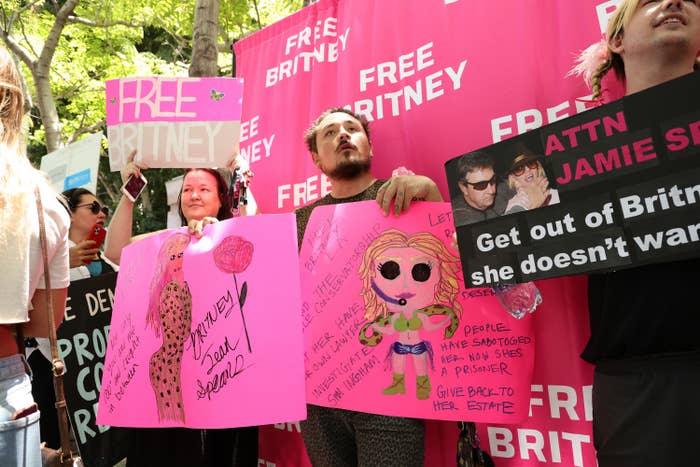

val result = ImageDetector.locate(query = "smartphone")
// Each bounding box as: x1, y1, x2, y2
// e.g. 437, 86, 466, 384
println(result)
84, 223, 107, 265
86, 223, 107, 249
121, 173, 148, 202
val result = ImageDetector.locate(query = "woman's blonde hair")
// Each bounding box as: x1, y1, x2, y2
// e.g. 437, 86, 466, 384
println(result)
358, 229, 462, 321
591, 0, 641, 101
0, 46, 50, 249
507, 160, 545, 190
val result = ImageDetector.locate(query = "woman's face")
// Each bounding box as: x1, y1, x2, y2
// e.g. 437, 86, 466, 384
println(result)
372, 246, 441, 311
165, 238, 188, 277
509, 161, 542, 189
70, 194, 107, 240
180, 170, 222, 222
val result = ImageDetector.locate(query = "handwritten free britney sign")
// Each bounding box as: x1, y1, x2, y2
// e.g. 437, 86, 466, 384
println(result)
106, 77, 243, 170
97, 215, 305, 428
446, 72, 700, 287
299, 202, 535, 423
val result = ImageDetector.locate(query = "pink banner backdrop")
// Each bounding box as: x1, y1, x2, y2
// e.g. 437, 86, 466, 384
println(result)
233, 0, 621, 214
300, 201, 535, 423
97, 215, 306, 428
106, 77, 243, 170
235, 0, 611, 465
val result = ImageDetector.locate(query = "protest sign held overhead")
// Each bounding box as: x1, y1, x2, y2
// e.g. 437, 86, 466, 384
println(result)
446, 72, 700, 287
106, 77, 243, 170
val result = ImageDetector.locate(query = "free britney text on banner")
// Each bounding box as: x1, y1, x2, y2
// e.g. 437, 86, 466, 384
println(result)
446, 72, 700, 287
106, 77, 243, 170
97, 215, 305, 428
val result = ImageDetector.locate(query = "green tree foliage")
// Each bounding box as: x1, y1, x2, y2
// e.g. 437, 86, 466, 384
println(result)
0, 0, 301, 234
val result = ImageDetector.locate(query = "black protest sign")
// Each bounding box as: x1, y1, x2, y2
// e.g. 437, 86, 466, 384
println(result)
445, 72, 700, 287
57, 272, 128, 467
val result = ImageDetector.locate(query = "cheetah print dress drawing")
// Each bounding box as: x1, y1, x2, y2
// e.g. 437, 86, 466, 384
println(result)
149, 280, 192, 422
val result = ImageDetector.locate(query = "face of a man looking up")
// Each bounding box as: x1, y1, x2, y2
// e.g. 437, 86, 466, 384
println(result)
312, 112, 372, 180
459, 166, 497, 211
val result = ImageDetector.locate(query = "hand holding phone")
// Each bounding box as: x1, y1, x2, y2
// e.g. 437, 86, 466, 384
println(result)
121, 173, 148, 202
83, 223, 107, 265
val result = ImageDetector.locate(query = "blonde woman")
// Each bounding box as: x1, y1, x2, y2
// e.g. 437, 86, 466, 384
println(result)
0, 47, 69, 467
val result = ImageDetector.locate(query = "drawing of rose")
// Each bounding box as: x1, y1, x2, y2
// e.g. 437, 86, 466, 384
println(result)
213, 235, 253, 274
213, 235, 254, 352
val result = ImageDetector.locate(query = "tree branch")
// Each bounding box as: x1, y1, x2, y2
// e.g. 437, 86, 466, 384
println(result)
38, 0, 80, 70
68, 120, 105, 145
67, 15, 143, 28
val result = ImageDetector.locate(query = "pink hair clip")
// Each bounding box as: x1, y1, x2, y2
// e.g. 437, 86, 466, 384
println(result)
568, 35, 609, 90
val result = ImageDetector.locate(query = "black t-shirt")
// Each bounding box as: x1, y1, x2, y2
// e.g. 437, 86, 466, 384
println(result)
581, 258, 700, 363
295, 180, 385, 247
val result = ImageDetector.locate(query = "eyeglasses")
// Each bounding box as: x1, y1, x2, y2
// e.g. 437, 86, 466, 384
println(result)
463, 176, 496, 191
510, 161, 539, 177
75, 201, 109, 216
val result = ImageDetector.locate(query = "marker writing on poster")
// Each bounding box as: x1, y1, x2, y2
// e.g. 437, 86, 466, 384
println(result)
435, 322, 530, 415
187, 289, 236, 360
195, 335, 247, 401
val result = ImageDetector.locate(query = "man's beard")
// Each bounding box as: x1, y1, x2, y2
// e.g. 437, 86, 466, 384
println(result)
327, 158, 372, 180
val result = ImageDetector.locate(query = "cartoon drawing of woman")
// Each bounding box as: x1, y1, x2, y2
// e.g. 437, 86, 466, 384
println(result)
146, 232, 191, 422
358, 229, 462, 400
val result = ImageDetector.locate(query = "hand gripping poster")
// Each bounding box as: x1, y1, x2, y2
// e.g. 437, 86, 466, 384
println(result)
97, 214, 305, 428
299, 201, 535, 423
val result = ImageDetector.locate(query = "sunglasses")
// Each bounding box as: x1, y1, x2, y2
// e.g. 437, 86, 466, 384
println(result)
75, 201, 109, 216
463, 175, 496, 191
511, 161, 539, 177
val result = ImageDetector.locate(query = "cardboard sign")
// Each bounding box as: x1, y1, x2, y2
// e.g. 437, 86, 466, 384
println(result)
300, 201, 535, 423
57, 273, 128, 467
40, 133, 102, 194
446, 72, 700, 287
97, 215, 305, 428
106, 77, 243, 170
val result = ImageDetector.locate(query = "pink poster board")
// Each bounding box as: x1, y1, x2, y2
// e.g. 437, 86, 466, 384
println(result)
105, 77, 243, 170
300, 201, 535, 423
97, 214, 306, 428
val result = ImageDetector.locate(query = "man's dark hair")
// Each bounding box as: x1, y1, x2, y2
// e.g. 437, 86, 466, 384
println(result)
304, 107, 371, 153
457, 151, 494, 182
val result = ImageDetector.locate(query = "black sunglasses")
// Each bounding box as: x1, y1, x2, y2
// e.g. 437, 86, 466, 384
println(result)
463, 175, 496, 191
75, 201, 109, 216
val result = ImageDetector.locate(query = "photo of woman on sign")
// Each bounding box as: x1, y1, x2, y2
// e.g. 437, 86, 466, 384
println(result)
504, 152, 560, 213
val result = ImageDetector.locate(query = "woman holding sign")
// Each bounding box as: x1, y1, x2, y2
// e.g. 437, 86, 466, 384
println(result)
104, 153, 257, 467
0, 46, 70, 467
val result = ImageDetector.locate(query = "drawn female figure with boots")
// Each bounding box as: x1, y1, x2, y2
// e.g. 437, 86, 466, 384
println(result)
358, 229, 461, 400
